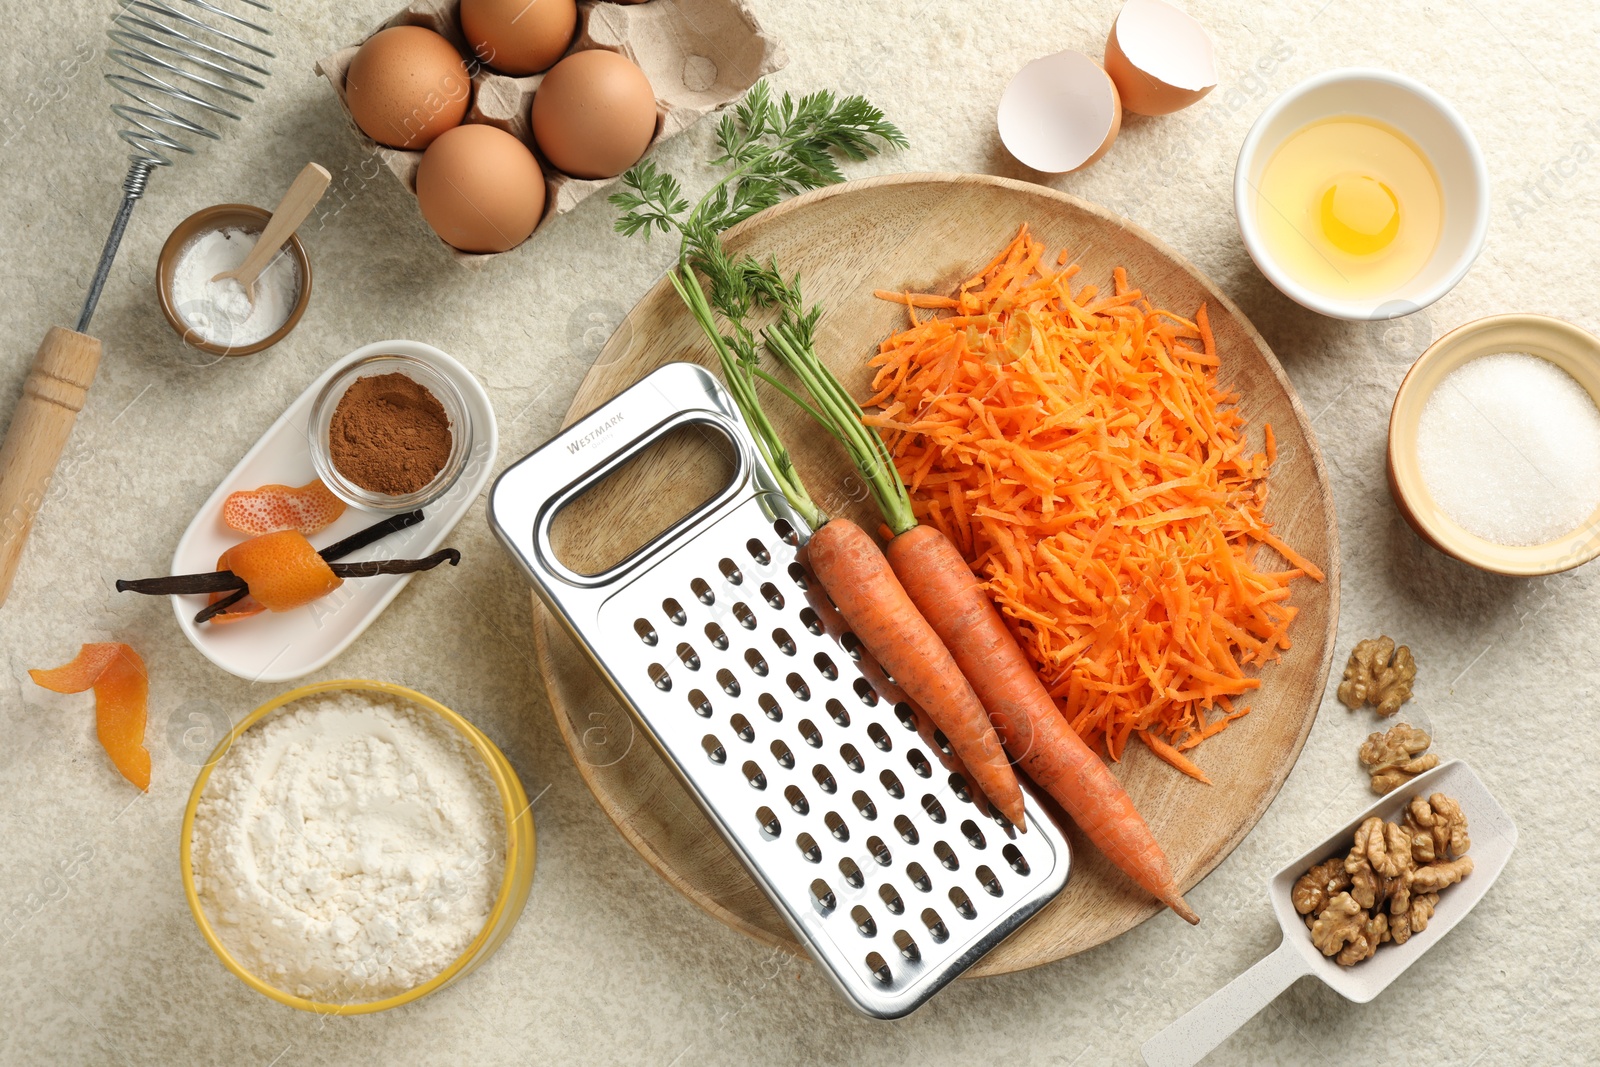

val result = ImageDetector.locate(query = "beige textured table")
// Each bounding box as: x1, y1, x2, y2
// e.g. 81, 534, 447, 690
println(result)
1, 2, 1594, 1064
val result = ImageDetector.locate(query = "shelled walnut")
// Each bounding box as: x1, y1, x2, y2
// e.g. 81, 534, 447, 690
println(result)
1406, 793, 1470, 861
1337, 636, 1416, 716
1292, 857, 1351, 917
1359, 723, 1439, 794
1298, 791, 1471, 966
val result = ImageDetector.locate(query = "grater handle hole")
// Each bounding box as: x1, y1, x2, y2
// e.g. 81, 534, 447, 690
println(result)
547, 422, 738, 576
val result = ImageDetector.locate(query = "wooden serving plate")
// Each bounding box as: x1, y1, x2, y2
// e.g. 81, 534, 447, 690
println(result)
532, 173, 1339, 975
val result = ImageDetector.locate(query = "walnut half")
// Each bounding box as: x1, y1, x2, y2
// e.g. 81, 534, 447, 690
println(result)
1311, 892, 1365, 958
1337, 636, 1416, 716
1359, 722, 1439, 795
1406, 793, 1471, 862
1293, 857, 1351, 916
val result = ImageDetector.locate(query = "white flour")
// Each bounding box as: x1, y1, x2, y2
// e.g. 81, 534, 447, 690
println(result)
192, 692, 505, 1001
171, 226, 301, 347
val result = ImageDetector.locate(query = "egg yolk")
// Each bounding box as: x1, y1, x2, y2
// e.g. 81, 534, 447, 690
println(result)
1318, 175, 1400, 256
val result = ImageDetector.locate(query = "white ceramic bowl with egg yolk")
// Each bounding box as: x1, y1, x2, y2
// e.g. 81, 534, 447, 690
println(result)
1234, 68, 1489, 321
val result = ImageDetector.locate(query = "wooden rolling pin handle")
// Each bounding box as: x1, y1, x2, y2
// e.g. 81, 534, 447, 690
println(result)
0, 326, 103, 606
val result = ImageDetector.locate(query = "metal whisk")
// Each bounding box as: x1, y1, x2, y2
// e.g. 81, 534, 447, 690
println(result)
0, 0, 273, 604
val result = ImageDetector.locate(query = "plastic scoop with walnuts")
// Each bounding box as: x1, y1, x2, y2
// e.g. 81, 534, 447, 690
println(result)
1293, 792, 1473, 965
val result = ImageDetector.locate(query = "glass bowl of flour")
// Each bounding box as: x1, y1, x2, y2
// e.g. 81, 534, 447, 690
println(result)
157, 203, 313, 359
181, 679, 535, 1014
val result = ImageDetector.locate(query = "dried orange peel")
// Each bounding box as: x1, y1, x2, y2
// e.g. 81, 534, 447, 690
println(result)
29, 643, 151, 791
222, 478, 346, 536
221, 530, 343, 612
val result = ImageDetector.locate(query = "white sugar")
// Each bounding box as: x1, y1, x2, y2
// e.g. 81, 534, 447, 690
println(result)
1416, 352, 1600, 546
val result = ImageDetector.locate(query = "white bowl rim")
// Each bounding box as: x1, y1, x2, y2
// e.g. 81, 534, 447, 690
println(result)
1233, 67, 1490, 321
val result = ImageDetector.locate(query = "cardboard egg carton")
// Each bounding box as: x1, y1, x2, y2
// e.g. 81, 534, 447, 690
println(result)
315, 0, 787, 266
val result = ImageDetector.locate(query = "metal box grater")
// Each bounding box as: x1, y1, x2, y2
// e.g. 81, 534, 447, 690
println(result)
490, 363, 1071, 1018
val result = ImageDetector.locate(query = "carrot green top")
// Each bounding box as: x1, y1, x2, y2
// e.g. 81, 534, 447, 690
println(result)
611, 82, 907, 532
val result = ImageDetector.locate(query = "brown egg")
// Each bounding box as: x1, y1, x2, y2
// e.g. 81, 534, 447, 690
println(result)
345, 26, 472, 150
531, 50, 657, 179
460, 0, 577, 76
415, 124, 547, 253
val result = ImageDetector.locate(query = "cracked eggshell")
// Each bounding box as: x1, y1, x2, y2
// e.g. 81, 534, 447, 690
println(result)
997, 50, 1122, 174
1104, 0, 1218, 116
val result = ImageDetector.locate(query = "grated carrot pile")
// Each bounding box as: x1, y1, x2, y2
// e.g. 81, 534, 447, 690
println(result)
865, 226, 1323, 781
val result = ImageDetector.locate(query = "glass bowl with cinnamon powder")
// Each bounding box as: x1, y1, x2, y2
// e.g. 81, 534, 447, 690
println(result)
309, 354, 473, 512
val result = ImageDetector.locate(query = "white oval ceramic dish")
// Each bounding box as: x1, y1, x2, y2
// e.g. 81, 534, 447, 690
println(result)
1234, 68, 1489, 321
169, 340, 498, 682
1142, 759, 1516, 1066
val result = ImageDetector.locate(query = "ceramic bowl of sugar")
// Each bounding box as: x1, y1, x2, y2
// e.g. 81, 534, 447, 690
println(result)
157, 203, 313, 358
180, 679, 536, 1014
1388, 314, 1600, 575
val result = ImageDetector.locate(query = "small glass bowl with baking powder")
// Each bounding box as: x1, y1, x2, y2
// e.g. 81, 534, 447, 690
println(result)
308, 351, 474, 512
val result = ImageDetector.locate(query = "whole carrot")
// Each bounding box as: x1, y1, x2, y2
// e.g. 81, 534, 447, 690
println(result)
807, 518, 1026, 829
887, 525, 1199, 924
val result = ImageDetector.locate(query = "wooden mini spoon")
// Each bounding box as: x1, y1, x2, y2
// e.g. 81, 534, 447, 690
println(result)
212, 162, 332, 302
